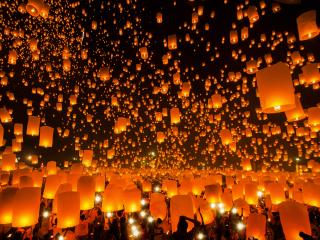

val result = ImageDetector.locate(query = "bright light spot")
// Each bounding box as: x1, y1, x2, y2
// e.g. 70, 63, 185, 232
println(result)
128, 218, 135, 224
107, 212, 113, 218
219, 207, 225, 214
274, 105, 281, 111
231, 207, 237, 214
150, 151, 156, 157
210, 203, 216, 209
237, 222, 245, 231
58, 236, 64, 240
140, 210, 146, 218
95, 194, 102, 203
43, 211, 49, 218
141, 199, 146, 206
217, 203, 224, 209
197, 232, 205, 239
296, 157, 300, 162
147, 216, 154, 223
257, 191, 263, 198
154, 186, 160, 192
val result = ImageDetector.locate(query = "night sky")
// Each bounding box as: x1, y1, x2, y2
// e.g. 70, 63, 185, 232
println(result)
0, 0, 319, 170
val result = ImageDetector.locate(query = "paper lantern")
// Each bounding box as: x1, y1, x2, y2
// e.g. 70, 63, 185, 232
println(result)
12, 187, 41, 227
46, 161, 57, 175
285, 95, 306, 122
0, 187, 18, 224
139, 47, 148, 59
8, 50, 18, 65
43, 175, 61, 199
163, 179, 178, 198
26, 116, 40, 136
268, 182, 285, 205
150, 193, 167, 220
57, 191, 80, 228
256, 62, 295, 113
19, 176, 34, 188
26, 0, 44, 17
95, 175, 105, 192
204, 184, 221, 203
301, 63, 320, 85
102, 186, 124, 212
246, 213, 266, 240
170, 107, 180, 124
279, 201, 311, 240
168, 34, 177, 50
220, 191, 233, 211
297, 10, 319, 41
2, 153, 16, 171
307, 107, 320, 132
170, 195, 195, 232
0, 123, 3, 146
52, 183, 73, 213
123, 188, 141, 213
82, 149, 93, 167
197, 199, 214, 225
77, 176, 95, 210
39, 126, 54, 148
247, 6, 259, 23
245, 183, 258, 205
14, 123, 23, 136
181, 82, 191, 97
211, 94, 222, 108
303, 183, 320, 207
219, 129, 232, 145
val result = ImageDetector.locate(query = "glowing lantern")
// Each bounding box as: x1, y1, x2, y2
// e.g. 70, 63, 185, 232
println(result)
307, 107, 320, 132
279, 201, 311, 240
39, 3, 49, 18
220, 191, 233, 211
156, 12, 163, 23
247, 6, 259, 23
211, 94, 222, 108
12, 187, 41, 227
170, 195, 195, 232
150, 193, 167, 220
246, 213, 266, 240
77, 176, 95, 210
102, 186, 124, 212
0, 124, 3, 146
285, 95, 306, 122
256, 62, 295, 113
170, 107, 180, 124
268, 182, 285, 205
303, 183, 320, 207
43, 175, 61, 199
181, 82, 191, 97
26, 0, 44, 17
8, 50, 18, 65
219, 129, 232, 145
2, 153, 16, 171
297, 10, 319, 41
57, 191, 80, 228
14, 123, 23, 136
245, 183, 258, 205
82, 149, 93, 167
52, 183, 73, 213
0, 187, 18, 224
19, 176, 34, 188
39, 126, 54, 148
95, 175, 105, 192
46, 161, 57, 175
139, 47, 148, 59
26, 116, 40, 136
157, 132, 165, 143
163, 179, 178, 198
230, 30, 238, 44
123, 188, 141, 213
168, 34, 177, 50
204, 184, 221, 203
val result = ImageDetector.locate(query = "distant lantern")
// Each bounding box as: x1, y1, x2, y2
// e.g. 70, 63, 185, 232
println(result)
139, 47, 148, 60
181, 82, 191, 97
57, 191, 80, 228
0, 124, 3, 146
63, 59, 71, 72
77, 176, 95, 210
156, 12, 163, 23
123, 188, 141, 213
98, 67, 110, 81
247, 6, 259, 23
0, 187, 18, 224
211, 94, 222, 108
219, 129, 232, 145
26, 0, 44, 17
230, 30, 238, 44
168, 34, 177, 50
8, 50, 18, 65
256, 62, 295, 113
285, 95, 306, 122
26, 116, 40, 136
12, 187, 41, 227
307, 107, 320, 132
157, 132, 165, 143
14, 123, 23, 136
302, 63, 320, 85
170, 107, 180, 124
43, 175, 61, 199
39, 3, 49, 18
297, 10, 319, 41
2, 153, 16, 171
39, 126, 54, 148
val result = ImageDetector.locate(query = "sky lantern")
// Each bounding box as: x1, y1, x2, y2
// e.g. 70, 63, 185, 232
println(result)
14, 123, 23, 136
8, 50, 18, 65
246, 213, 267, 240
123, 188, 141, 213
170, 195, 195, 232
19, 176, 34, 188
0, 187, 18, 224
102, 186, 124, 212
157, 131, 165, 143
285, 95, 306, 122
279, 201, 312, 240
12, 187, 41, 227
82, 149, 93, 167
156, 12, 163, 23
247, 6, 259, 23
26, 116, 40, 136
95, 175, 105, 192
46, 161, 57, 175
43, 175, 61, 199
296, 10, 319, 41
301, 63, 320, 85
256, 62, 295, 113
181, 82, 191, 97
77, 176, 96, 210
204, 184, 221, 203
307, 107, 320, 132
170, 107, 181, 124
57, 191, 80, 228
211, 94, 222, 108
219, 129, 232, 145
245, 182, 258, 205
39, 126, 54, 148
0, 124, 3, 146
168, 34, 177, 50
268, 182, 286, 205
26, 0, 44, 17
302, 183, 320, 207
230, 30, 238, 44
2, 153, 16, 171
139, 47, 148, 59
150, 193, 167, 220
163, 179, 178, 198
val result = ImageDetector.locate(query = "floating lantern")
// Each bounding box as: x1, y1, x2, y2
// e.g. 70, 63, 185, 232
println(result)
77, 176, 96, 210
57, 191, 80, 228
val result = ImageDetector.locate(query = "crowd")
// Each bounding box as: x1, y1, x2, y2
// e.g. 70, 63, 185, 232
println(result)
0, 179, 320, 240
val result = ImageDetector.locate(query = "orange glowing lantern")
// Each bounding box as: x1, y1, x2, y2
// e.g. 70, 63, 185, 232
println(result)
77, 176, 95, 210
26, 0, 44, 17
297, 10, 319, 41
170, 107, 180, 124
123, 188, 141, 213
43, 175, 61, 199
12, 187, 41, 227
204, 184, 221, 203
46, 161, 57, 175
219, 129, 232, 145
245, 183, 258, 205
57, 191, 80, 228
150, 193, 167, 220
82, 149, 93, 167
0, 187, 18, 224
168, 34, 177, 50
246, 213, 266, 240
285, 95, 306, 122
26, 116, 40, 136
102, 186, 124, 212
2, 153, 16, 171
39, 126, 54, 148
170, 195, 195, 232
